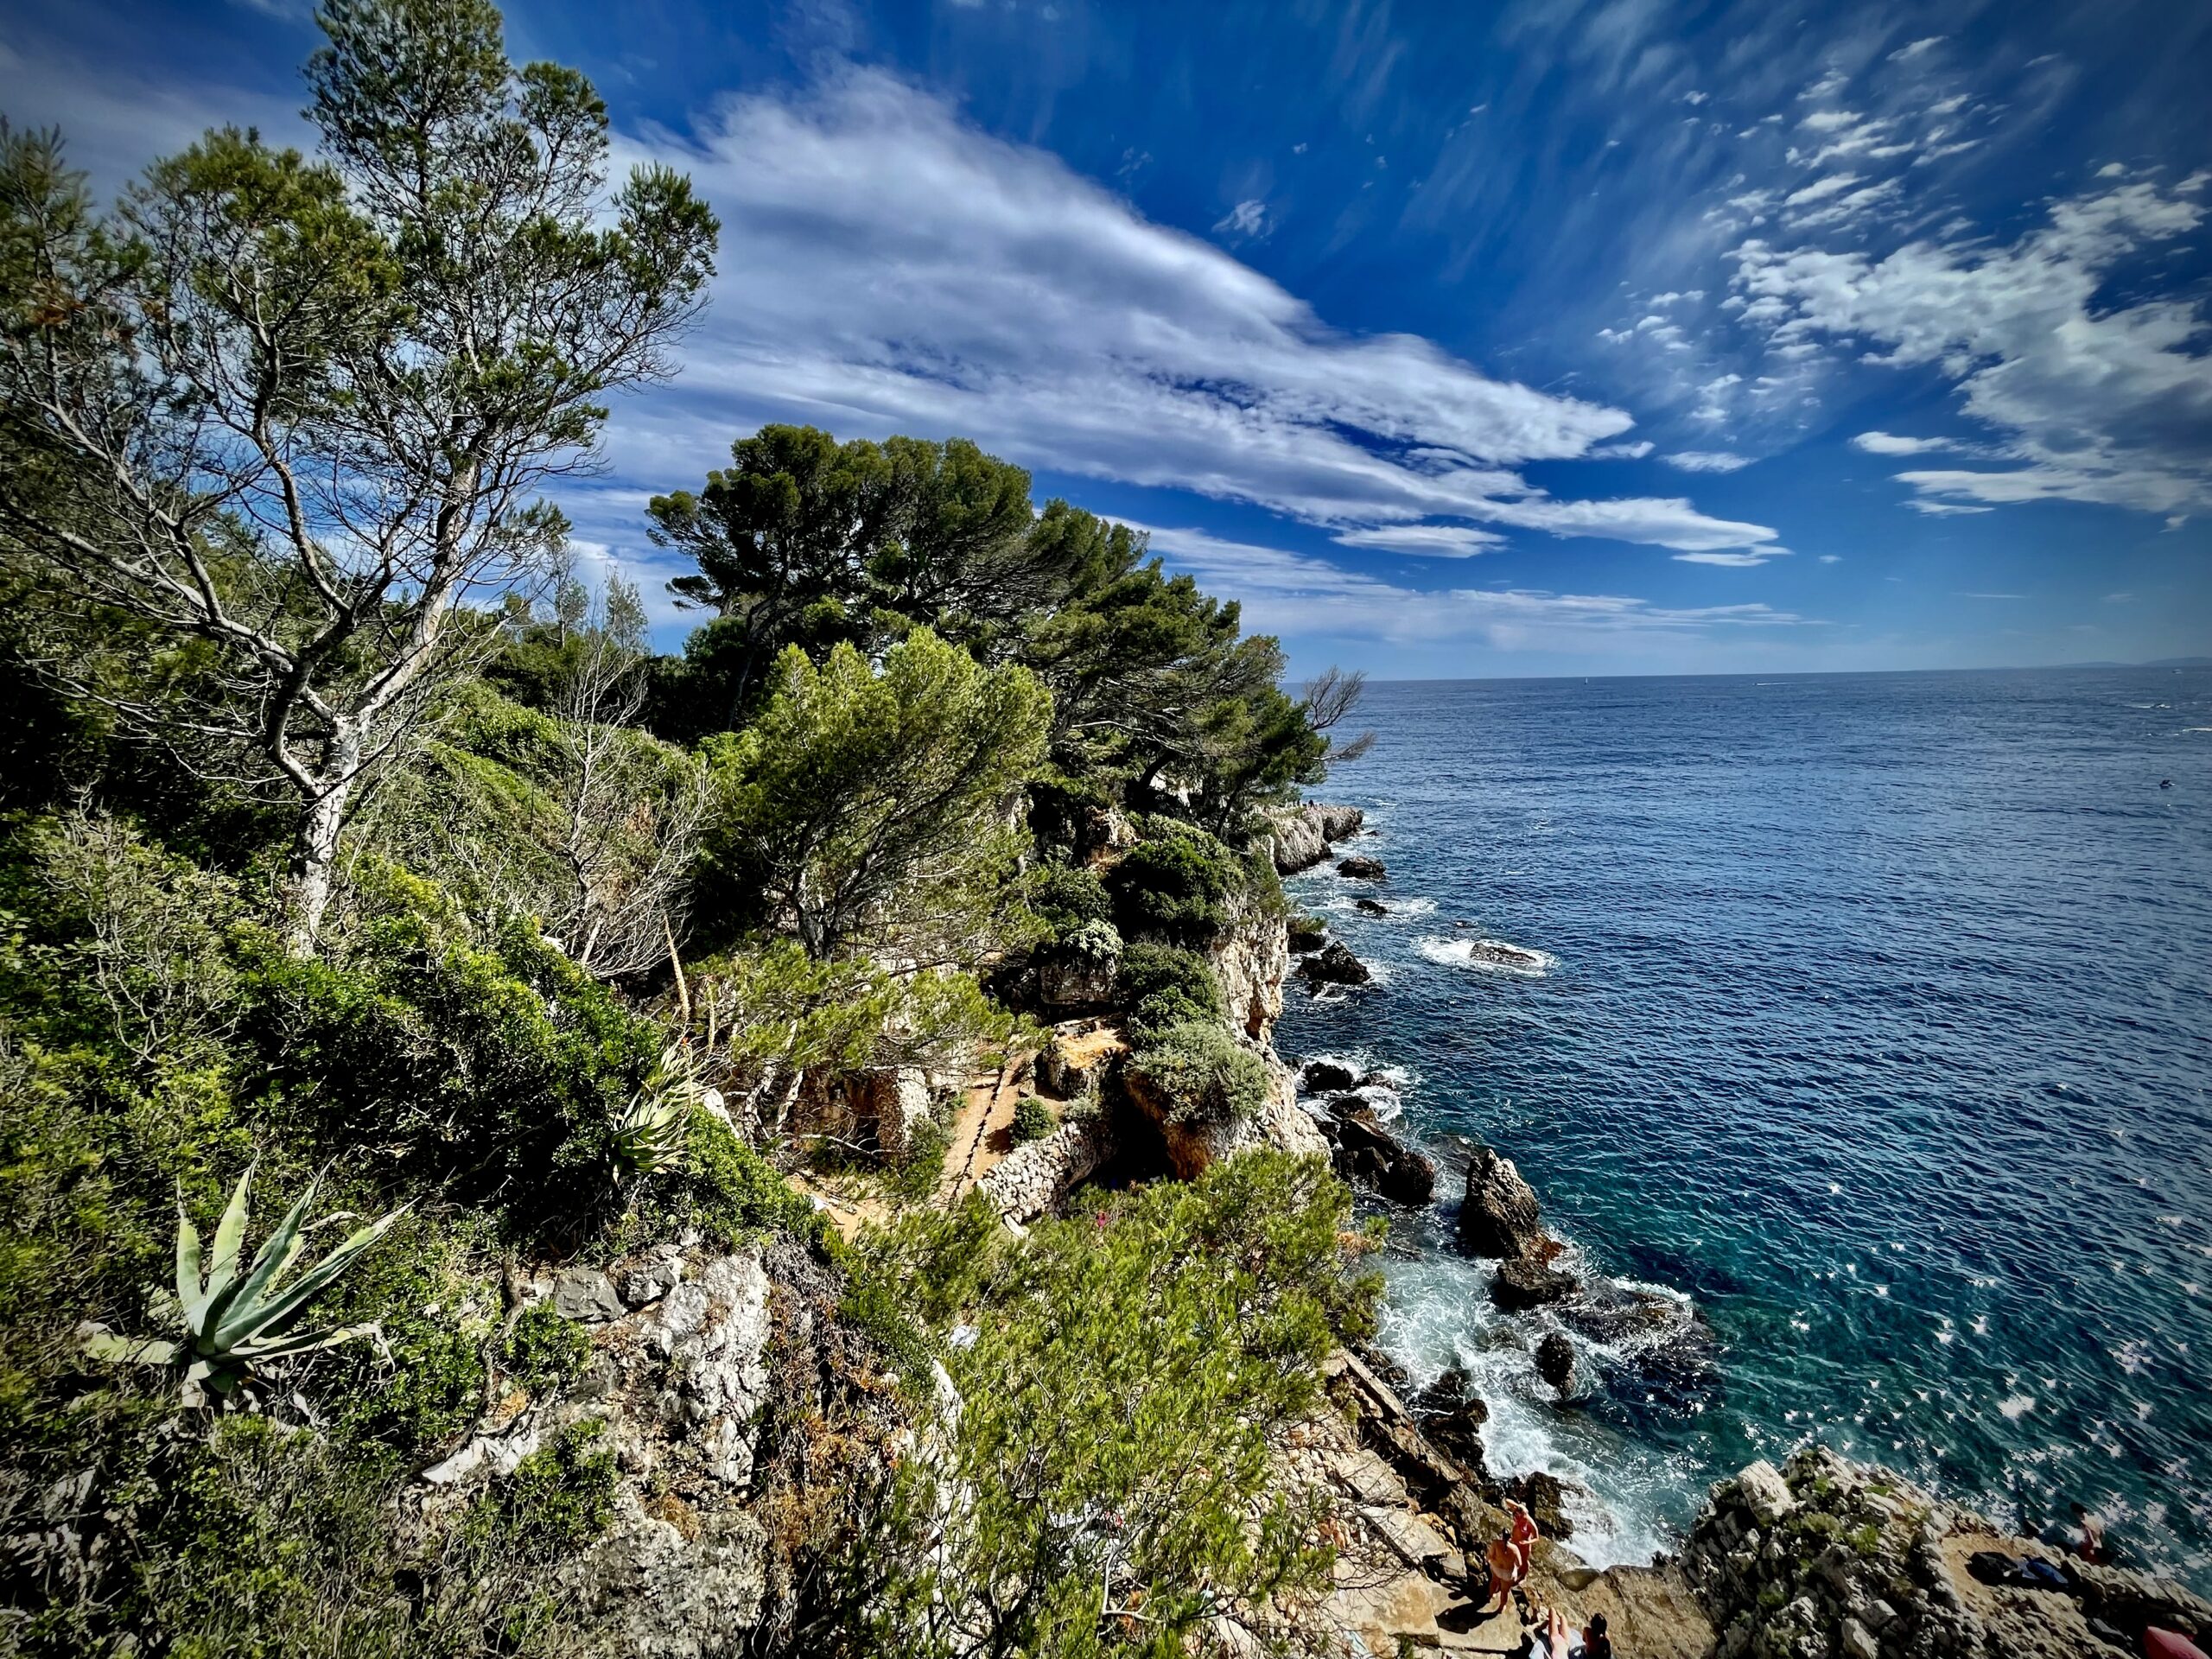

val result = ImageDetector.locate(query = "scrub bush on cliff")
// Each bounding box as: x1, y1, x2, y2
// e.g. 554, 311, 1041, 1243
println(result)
827, 1152, 1382, 1658
700, 629, 1051, 963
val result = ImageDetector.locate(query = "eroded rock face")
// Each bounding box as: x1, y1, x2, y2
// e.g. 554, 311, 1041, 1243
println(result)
1207, 890, 1289, 1041
1681, 1447, 2212, 1659
1123, 1052, 1329, 1180
1265, 803, 1366, 874
418, 1245, 783, 1658
1035, 949, 1117, 1008
1456, 1145, 1544, 1259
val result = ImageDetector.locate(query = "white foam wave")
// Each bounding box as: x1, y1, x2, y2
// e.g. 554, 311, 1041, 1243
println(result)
1414, 935, 1557, 976
1376, 1248, 1685, 1567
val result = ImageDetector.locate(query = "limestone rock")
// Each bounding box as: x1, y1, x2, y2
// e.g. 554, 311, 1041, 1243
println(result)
1456, 1145, 1543, 1259
1265, 803, 1366, 873
552, 1267, 628, 1324
1735, 1460, 1796, 1526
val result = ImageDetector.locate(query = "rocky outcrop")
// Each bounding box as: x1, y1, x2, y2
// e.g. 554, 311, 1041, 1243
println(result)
1682, 1448, 2212, 1659
1207, 887, 1290, 1041
1355, 897, 1390, 916
1287, 913, 1327, 954
1035, 1024, 1124, 1097
1313, 1095, 1437, 1205
1300, 1057, 1359, 1093
1265, 803, 1366, 874
1492, 1255, 1578, 1310
416, 1246, 780, 1656
1123, 1051, 1330, 1179
1456, 1145, 1545, 1259
1295, 941, 1370, 987
1337, 855, 1387, 880
1034, 946, 1118, 1008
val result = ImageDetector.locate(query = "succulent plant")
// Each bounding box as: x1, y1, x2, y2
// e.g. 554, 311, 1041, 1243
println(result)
80, 1166, 405, 1404
610, 1042, 700, 1180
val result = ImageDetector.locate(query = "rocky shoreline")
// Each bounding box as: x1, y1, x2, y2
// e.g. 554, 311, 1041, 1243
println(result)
1255, 803, 2208, 1657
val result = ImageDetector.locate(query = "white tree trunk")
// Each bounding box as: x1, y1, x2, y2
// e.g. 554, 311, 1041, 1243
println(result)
285, 723, 364, 955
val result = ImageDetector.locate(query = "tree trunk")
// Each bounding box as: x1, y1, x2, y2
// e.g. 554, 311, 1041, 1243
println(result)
284, 724, 364, 955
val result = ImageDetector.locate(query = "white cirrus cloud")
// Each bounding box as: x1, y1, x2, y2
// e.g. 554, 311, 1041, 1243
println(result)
1853, 430, 1955, 454
1128, 525, 1811, 646
606, 67, 1778, 555
1736, 176, 2212, 515
1330, 524, 1503, 556
1674, 549, 1789, 566
1212, 198, 1269, 238
1665, 450, 1754, 473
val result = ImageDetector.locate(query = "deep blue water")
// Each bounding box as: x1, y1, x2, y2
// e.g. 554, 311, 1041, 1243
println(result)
1274, 667, 2212, 1578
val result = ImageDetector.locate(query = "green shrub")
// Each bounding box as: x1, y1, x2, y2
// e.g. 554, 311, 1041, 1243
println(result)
845, 1150, 1381, 1655
1106, 821, 1243, 947
1027, 861, 1111, 935
482, 1420, 618, 1560
1131, 1020, 1271, 1125
501, 1300, 593, 1395
890, 1113, 954, 1202
1115, 942, 1224, 1043
614, 1109, 821, 1254
1010, 1093, 1056, 1146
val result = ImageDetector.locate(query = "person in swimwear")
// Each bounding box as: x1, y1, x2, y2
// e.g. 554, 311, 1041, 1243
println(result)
1484, 1497, 1540, 1615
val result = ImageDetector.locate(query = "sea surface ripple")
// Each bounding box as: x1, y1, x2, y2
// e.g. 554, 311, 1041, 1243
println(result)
1274, 668, 2212, 1577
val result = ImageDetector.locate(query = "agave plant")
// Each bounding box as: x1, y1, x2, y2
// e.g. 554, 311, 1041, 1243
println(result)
82, 1166, 407, 1404
610, 1042, 700, 1181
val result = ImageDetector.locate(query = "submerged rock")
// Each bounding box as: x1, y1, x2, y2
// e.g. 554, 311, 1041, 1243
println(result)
1355, 897, 1390, 916
1337, 855, 1387, 880
1296, 941, 1371, 986
1455, 1145, 1543, 1259
1535, 1332, 1576, 1395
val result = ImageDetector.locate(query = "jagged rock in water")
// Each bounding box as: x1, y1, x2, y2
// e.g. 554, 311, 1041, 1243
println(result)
1314, 1096, 1438, 1205
1287, 913, 1328, 954
1337, 855, 1387, 880
1456, 1144, 1544, 1259
1356, 896, 1390, 915
1409, 1367, 1492, 1483
1535, 1331, 1576, 1395
1492, 1255, 1579, 1310
1296, 941, 1370, 986
1300, 1057, 1360, 1093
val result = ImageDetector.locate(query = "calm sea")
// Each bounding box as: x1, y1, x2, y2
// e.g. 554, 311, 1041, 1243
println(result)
1275, 667, 2212, 1578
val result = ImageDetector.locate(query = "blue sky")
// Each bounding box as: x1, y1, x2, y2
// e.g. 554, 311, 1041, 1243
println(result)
4, 0, 2209, 677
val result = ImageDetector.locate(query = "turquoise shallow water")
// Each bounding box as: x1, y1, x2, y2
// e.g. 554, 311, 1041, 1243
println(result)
1273, 667, 2212, 1578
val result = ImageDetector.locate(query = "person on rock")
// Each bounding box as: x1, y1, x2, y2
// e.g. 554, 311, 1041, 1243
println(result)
1572, 1611, 1613, 1659
1484, 1497, 1540, 1617
2071, 1501, 2108, 1563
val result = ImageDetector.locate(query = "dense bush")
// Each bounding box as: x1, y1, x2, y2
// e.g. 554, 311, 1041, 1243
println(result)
1130, 1020, 1273, 1125
1114, 941, 1224, 1043
836, 1152, 1381, 1656
1009, 1093, 1056, 1146
1025, 861, 1111, 936
1105, 819, 1245, 947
